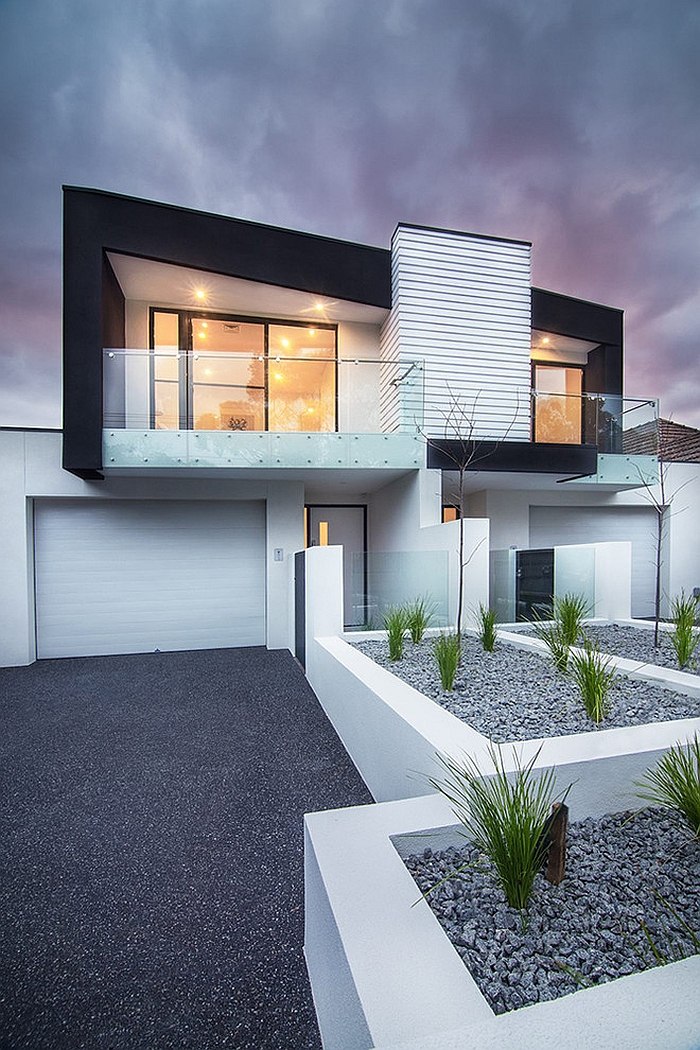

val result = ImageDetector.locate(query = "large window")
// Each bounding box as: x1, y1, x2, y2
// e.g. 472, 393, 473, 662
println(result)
151, 311, 336, 432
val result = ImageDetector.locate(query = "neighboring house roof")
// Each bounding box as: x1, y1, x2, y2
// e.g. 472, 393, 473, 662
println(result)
624, 418, 700, 462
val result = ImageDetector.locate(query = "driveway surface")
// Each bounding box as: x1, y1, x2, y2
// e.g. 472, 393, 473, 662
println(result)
0, 647, 372, 1049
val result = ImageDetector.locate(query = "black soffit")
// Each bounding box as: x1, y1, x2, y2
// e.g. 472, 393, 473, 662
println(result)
426, 440, 598, 477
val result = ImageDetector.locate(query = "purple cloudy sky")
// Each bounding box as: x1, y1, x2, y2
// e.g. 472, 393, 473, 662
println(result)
1, 0, 698, 427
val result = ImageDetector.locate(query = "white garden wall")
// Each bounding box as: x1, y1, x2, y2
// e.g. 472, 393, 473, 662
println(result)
305, 766, 700, 1050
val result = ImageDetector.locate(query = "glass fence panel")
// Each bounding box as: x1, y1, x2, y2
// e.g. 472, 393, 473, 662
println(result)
489, 549, 517, 623
347, 549, 450, 631
554, 544, 595, 611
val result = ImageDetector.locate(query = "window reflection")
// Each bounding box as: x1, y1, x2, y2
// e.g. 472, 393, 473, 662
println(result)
534, 366, 583, 444
152, 311, 337, 432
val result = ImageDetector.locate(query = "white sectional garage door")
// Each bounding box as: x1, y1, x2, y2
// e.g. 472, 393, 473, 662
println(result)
34, 500, 266, 658
529, 505, 658, 619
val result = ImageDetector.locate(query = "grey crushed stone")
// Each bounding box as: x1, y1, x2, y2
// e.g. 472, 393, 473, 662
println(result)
353, 636, 700, 742
566, 623, 698, 676
404, 807, 699, 1014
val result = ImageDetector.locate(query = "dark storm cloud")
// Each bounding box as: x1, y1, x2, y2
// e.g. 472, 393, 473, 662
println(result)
1, 0, 698, 425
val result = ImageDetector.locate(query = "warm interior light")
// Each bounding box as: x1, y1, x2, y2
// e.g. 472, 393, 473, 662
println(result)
542, 336, 550, 345
318, 521, 329, 546
204, 368, 213, 377
195, 289, 206, 301
281, 337, 290, 348
314, 303, 324, 312
202, 322, 208, 328
273, 371, 284, 382
308, 328, 316, 335
306, 406, 315, 414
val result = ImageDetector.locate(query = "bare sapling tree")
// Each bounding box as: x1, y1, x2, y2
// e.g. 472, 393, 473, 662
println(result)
635, 418, 693, 646
421, 386, 522, 637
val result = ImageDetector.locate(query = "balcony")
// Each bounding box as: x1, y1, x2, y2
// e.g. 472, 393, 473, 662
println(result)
102, 350, 658, 487
102, 350, 425, 471
532, 389, 659, 485
426, 390, 659, 488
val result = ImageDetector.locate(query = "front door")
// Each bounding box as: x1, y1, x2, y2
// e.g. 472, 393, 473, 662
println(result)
516, 548, 554, 621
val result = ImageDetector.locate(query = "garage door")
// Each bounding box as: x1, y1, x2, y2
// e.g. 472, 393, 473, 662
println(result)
529, 505, 657, 618
35, 500, 266, 658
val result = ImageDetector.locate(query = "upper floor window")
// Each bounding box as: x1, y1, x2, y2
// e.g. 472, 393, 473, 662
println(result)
151, 310, 336, 432
533, 364, 583, 444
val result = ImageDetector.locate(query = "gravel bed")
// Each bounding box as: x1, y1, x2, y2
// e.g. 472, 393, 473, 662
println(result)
575, 624, 698, 676
404, 807, 699, 1014
510, 622, 700, 676
352, 637, 700, 742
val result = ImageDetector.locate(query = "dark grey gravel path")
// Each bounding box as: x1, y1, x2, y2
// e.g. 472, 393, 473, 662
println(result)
0, 648, 372, 1050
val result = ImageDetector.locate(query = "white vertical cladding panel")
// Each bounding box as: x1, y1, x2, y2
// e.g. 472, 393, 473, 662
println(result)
379, 307, 402, 432
380, 225, 532, 440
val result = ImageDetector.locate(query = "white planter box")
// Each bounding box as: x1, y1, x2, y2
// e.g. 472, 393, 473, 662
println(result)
305, 764, 700, 1050
307, 629, 700, 805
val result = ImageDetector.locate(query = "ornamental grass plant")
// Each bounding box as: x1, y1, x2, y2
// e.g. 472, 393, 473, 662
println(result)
532, 619, 571, 674
669, 591, 700, 670
405, 596, 435, 644
384, 606, 410, 661
635, 734, 700, 838
477, 604, 497, 653
531, 592, 590, 673
554, 593, 590, 647
569, 642, 615, 723
433, 632, 461, 690
428, 746, 564, 911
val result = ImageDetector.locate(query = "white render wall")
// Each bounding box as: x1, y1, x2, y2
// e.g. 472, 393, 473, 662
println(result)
380, 225, 532, 440
306, 781, 700, 1050
369, 469, 489, 626
466, 476, 700, 616
664, 461, 700, 599
0, 430, 304, 666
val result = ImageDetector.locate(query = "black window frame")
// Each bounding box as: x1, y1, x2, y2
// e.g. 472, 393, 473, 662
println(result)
149, 307, 338, 432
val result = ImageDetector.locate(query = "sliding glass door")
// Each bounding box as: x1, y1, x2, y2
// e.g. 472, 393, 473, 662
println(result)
151, 310, 336, 432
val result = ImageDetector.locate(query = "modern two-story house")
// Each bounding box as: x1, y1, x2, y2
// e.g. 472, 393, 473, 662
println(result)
1, 186, 684, 668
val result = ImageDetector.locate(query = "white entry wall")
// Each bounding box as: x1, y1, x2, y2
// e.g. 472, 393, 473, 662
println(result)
34, 499, 266, 658
529, 505, 658, 618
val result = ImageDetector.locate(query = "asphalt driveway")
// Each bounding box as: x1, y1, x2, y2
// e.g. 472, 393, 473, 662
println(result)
0, 647, 372, 1049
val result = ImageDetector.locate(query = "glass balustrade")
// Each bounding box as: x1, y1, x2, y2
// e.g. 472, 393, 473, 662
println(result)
103, 349, 658, 474
103, 350, 425, 434
531, 389, 659, 453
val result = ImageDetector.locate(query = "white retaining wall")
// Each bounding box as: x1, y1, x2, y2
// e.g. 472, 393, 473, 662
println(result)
305, 768, 700, 1050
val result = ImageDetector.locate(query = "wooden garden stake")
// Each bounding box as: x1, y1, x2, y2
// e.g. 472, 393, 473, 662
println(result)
545, 801, 568, 885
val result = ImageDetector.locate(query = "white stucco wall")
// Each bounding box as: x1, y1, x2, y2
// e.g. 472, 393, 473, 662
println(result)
664, 461, 700, 599
467, 469, 699, 616
370, 469, 489, 626
0, 430, 303, 666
